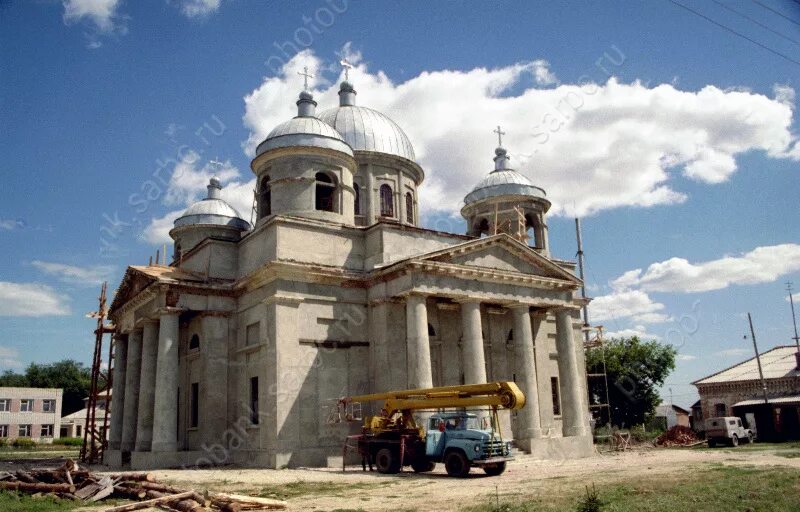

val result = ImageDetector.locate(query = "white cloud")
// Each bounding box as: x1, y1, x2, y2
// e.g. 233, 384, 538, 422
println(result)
676, 354, 697, 361
140, 156, 254, 244
716, 348, 751, 357
605, 324, 662, 341
174, 0, 222, 18
0, 346, 23, 370
62, 0, 126, 47
589, 289, 670, 324
0, 282, 70, 317
241, 47, 799, 218
787, 293, 800, 303
31, 261, 114, 286
612, 244, 800, 293
0, 219, 23, 231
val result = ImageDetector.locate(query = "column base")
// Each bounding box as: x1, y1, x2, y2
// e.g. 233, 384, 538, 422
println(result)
518, 435, 594, 459
151, 441, 178, 453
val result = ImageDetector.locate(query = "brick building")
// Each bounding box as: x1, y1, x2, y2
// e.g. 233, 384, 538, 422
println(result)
0, 387, 63, 443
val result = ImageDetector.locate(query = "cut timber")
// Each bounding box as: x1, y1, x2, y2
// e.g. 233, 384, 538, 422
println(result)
0, 481, 76, 494
102, 490, 195, 512
15, 471, 40, 484
212, 492, 288, 510
106, 472, 156, 482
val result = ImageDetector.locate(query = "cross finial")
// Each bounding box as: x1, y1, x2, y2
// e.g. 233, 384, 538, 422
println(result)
493, 125, 506, 147
298, 66, 315, 91
340, 59, 353, 81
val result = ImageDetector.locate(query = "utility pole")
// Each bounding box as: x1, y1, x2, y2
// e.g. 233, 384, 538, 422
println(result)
575, 218, 590, 342
787, 282, 799, 351
747, 313, 770, 405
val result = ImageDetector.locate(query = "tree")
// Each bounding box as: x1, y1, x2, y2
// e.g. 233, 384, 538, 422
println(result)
586, 336, 676, 428
0, 360, 92, 416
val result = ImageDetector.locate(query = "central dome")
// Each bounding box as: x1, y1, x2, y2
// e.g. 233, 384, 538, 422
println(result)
317, 82, 416, 162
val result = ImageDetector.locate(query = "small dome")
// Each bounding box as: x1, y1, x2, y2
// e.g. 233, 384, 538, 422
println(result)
464, 147, 547, 205
317, 82, 416, 162
174, 178, 251, 231
255, 91, 354, 158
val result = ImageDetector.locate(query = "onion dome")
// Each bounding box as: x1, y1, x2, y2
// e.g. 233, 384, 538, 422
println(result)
173, 177, 251, 230
255, 91, 354, 157
317, 81, 416, 162
464, 147, 547, 205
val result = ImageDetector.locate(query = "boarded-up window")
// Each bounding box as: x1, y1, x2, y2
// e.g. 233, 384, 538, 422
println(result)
551, 377, 561, 416
190, 382, 199, 428
246, 322, 260, 346
250, 377, 259, 425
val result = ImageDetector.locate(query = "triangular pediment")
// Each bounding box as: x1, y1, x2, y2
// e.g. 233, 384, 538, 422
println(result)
416, 234, 581, 284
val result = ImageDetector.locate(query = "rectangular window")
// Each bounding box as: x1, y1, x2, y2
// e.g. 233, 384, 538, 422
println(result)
0, 425, 7, 438
20, 399, 33, 412
40, 424, 53, 437
714, 403, 726, 417
551, 377, 561, 416
42, 400, 56, 413
190, 382, 199, 428
250, 377, 259, 425
0, 399, 9, 412
18, 424, 31, 437
245, 322, 260, 346
76, 425, 82, 437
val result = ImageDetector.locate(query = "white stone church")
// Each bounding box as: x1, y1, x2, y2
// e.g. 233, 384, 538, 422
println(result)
107, 78, 593, 469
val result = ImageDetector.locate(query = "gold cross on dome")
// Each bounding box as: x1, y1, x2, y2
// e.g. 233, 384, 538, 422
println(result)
340, 59, 353, 81
298, 66, 315, 91
493, 125, 506, 147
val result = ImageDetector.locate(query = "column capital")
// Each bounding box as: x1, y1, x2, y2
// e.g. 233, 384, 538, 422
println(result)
455, 297, 482, 305
153, 307, 186, 317
508, 303, 532, 312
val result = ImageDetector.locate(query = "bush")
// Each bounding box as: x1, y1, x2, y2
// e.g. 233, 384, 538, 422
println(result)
0, 438, 6, 448
576, 484, 603, 512
629, 424, 663, 443
12, 437, 36, 448
53, 437, 83, 446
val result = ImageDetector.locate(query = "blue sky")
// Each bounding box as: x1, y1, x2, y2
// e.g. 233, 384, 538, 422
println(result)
1, 0, 799, 407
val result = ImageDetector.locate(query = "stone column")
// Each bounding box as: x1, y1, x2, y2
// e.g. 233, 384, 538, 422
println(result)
151, 311, 180, 452
366, 165, 376, 225
555, 309, 589, 437
511, 305, 542, 444
120, 329, 142, 451
406, 294, 432, 389
460, 300, 487, 385
369, 301, 390, 392
135, 320, 158, 451
202, 314, 229, 445
108, 335, 127, 451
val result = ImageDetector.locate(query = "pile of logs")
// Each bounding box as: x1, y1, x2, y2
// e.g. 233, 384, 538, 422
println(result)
656, 425, 700, 447
0, 459, 286, 511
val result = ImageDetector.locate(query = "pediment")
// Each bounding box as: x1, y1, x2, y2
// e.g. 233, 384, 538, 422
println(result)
418, 234, 580, 284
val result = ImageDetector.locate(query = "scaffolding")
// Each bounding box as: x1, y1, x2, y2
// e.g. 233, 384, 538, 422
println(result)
80, 282, 116, 464
584, 325, 612, 427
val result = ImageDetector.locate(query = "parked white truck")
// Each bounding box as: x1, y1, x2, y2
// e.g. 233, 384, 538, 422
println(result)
705, 416, 754, 447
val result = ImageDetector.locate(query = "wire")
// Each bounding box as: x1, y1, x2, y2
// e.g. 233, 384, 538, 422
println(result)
667, 0, 800, 68
713, 0, 800, 47
751, 0, 800, 27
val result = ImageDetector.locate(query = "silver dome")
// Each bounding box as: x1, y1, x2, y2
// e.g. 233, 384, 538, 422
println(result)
464, 147, 547, 205
255, 92, 354, 158
174, 178, 251, 231
317, 82, 416, 162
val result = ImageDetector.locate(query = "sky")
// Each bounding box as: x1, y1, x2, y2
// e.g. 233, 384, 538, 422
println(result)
1, 0, 799, 408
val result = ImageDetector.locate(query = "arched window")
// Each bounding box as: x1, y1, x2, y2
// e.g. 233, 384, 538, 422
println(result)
380, 184, 393, 217
354, 183, 361, 216
189, 334, 200, 351
428, 323, 436, 337
405, 192, 414, 224
259, 175, 271, 218
476, 218, 491, 237
315, 172, 336, 212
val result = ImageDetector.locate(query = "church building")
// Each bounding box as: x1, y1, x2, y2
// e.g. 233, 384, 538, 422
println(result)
106, 77, 594, 469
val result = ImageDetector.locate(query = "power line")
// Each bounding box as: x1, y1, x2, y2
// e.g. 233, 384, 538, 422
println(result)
713, 0, 800, 47
751, 0, 800, 27
667, 0, 800, 68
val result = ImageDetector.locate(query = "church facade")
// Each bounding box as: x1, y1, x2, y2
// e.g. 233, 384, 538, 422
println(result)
106, 79, 594, 469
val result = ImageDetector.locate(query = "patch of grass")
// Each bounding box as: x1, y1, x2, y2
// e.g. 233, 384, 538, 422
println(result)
256, 480, 395, 500
0, 491, 81, 512
464, 465, 800, 512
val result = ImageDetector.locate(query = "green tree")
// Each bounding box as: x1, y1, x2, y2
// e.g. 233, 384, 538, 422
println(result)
586, 336, 676, 428
0, 360, 92, 416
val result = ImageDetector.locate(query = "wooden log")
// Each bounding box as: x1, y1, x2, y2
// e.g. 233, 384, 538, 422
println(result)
101, 490, 195, 512
105, 472, 156, 482
214, 500, 242, 512
126, 481, 187, 494
15, 471, 40, 484
113, 484, 147, 500
138, 490, 204, 512
0, 481, 76, 494
211, 492, 288, 510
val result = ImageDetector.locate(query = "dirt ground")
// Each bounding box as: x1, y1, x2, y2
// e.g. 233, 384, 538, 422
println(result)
131, 447, 800, 512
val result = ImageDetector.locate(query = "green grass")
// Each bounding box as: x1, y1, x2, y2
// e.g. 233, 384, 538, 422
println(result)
695, 441, 800, 459
255, 480, 396, 500
0, 491, 83, 512
0, 447, 79, 461
463, 465, 800, 512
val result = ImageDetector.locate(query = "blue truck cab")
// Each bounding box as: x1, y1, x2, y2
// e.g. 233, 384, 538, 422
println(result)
423, 412, 512, 476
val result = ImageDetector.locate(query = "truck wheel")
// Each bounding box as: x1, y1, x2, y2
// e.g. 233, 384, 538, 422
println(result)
375, 448, 400, 474
483, 462, 507, 476
411, 459, 436, 473
445, 451, 470, 477
730, 434, 739, 447
707, 439, 716, 448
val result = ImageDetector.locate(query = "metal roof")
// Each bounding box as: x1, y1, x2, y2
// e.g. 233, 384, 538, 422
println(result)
464, 147, 547, 205
173, 178, 251, 231
733, 395, 800, 407
693, 345, 800, 385
256, 116, 354, 157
